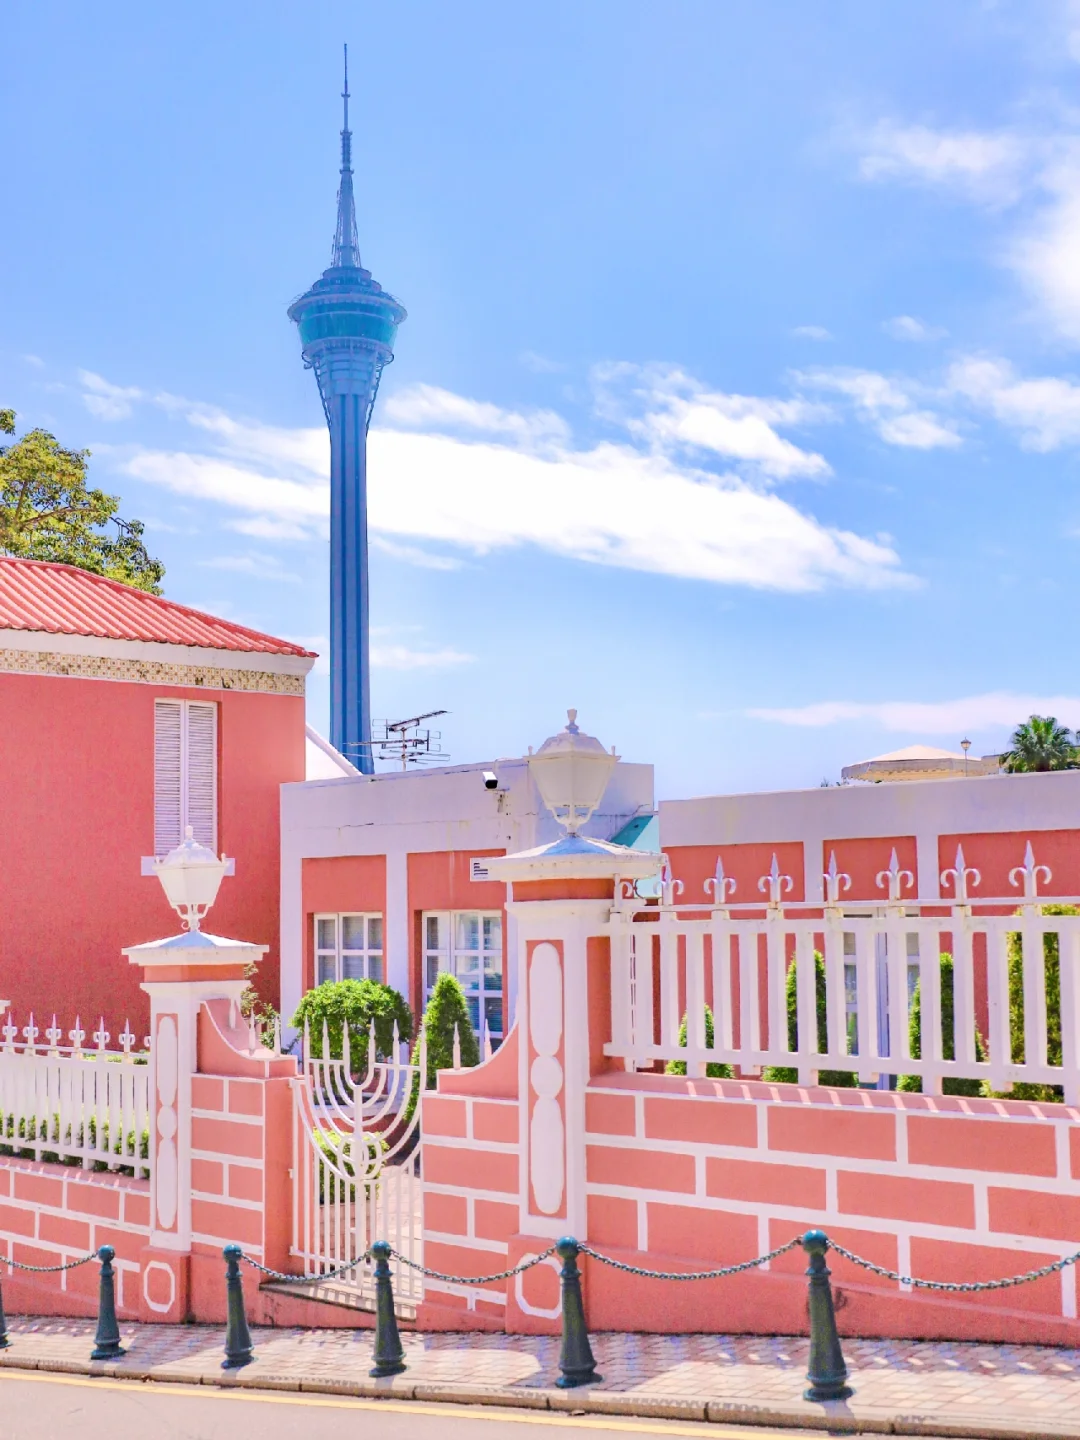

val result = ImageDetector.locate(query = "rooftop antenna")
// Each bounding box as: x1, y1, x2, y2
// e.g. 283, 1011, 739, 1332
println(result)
332, 42, 360, 268
357, 711, 450, 771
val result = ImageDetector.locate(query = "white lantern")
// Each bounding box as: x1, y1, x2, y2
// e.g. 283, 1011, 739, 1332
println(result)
152, 827, 233, 931
528, 710, 618, 835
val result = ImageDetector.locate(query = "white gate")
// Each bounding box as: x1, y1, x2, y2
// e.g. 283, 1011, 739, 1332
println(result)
291, 1020, 424, 1311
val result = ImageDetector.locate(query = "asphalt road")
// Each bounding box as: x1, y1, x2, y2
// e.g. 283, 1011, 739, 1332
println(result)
0, 1370, 845, 1440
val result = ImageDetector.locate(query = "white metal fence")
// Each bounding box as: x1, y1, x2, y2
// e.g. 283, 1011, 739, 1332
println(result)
0, 1012, 151, 1176
291, 1020, 424, 1312
605, 845, 1080, 1102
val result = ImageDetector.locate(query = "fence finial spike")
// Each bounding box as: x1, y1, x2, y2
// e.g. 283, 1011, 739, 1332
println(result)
452, 1020, 462, 1070
483, 1022, 493, 1061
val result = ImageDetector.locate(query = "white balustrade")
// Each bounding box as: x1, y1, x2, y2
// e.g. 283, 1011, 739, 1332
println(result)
0, 1013, 151, 1176
605, 847, 1080, 1102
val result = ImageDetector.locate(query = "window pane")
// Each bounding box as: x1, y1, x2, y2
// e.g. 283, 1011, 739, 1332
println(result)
465, 995, 480, 1032
484, 996, 503, 1036
905, 932, 920, 957
341, 915, 365, 950
455, 913, 480, 951
367, 916, 383, 951
368, 954, 383, 983
425, 956, 441, 993
426, 915, 443, 952
483, 952, 502, 981
317, 918, 336, 950
317, 954, 336, 985
342, 953, 365, 981
455, 953, 481, 979
483, 915, 502, 950
843, 932, 856, 956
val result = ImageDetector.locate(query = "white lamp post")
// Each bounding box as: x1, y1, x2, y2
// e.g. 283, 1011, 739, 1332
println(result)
151, 827, 235, 932
528, 710, 618, 835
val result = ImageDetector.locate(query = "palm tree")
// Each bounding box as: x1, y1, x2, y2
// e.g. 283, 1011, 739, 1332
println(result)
1001, 715, 1078, 773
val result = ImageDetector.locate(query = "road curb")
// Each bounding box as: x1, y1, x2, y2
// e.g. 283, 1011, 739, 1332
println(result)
2, 1348, 1080, 1439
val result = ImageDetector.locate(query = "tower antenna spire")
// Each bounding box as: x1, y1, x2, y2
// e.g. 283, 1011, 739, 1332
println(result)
333, 42, 360, 268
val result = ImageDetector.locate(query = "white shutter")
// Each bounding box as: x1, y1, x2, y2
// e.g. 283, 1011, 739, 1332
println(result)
184, 702, 217, 850
153, 701, 183, 856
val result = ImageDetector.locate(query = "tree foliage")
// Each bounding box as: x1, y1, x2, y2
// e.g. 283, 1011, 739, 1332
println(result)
0, 409, 164, 592
762, 950, 858, 1087
898, 953, 988, 1096
422, 972, 480, 1089
291, 979, 413, 1074
1001, 715, 1077, 773
664, 1006, 732, 1079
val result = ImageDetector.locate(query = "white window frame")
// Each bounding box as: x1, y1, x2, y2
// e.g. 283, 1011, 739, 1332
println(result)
313, 913, 385, 986
423, 909, 504, 1044
153, 699, 218, 856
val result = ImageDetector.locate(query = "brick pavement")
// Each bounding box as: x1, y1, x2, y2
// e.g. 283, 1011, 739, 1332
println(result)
2, 1316, 1080, 1439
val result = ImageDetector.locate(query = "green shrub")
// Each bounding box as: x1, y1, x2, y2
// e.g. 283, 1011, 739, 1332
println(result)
291, 979, 413, 1073
422, 973, 479, 1089
898, 953, 988, 1096
762, 950, 857, 1087
997, 905, 1076, 1102
665, 1006, 732, 1079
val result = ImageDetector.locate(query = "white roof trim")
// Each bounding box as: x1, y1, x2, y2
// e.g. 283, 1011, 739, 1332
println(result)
0, 627, 316, 676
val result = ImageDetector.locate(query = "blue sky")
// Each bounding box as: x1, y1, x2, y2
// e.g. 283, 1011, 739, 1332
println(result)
5, 1, 1080, 800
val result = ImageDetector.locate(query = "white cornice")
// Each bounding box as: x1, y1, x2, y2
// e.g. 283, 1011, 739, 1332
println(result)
0, 628, 316, 676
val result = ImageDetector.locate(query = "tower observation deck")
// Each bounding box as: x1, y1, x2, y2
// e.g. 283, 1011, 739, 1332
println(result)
288, 48, 406, 773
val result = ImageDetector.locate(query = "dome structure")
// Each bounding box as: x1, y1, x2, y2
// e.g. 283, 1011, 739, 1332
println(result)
841, 744, 1000, 784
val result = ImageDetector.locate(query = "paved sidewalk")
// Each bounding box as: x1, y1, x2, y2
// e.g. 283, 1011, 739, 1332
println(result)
2, 1316, 1080, 1439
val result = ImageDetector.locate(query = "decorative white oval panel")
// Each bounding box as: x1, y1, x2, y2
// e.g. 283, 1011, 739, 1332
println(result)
530, 1054, 564, 1098
157, 1138, 178, 1230
529, 1095, 566, 1215
156, 1015, 178, 1108
529, 943, 563, 1058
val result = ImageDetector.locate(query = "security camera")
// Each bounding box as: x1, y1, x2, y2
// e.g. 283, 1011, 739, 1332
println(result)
482, 771, 499, 790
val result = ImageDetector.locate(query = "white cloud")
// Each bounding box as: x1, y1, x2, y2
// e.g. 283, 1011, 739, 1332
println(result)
857, 122, 1025, 203
370, 644, 475, 670
797, 367, 962, 449
749, 693, 1080, 732
79, 370, 144, 421
792, 325, 833, 341
882, 315, 948, 342
382, 383, 570, 448
22, 354, 44, 369
371, 536, 464, 571
227, 516, 314, 542
116, 382, 910, 593
197, 554, 302, 583
947, 354, 1080, 449
597, 363, 831, 480
519, 350, 564, 373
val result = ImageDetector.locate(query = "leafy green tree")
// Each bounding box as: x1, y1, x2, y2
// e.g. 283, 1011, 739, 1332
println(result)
421, 972, 479, 1089
1001, 715, 1077, 773
898, 953, 988, 1096
665, 1006, 732, 1079
0, 408, 164, 592
762, 950, 858, 1087
291, 979, 413, 1073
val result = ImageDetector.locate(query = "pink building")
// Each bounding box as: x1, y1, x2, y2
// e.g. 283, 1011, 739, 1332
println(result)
0, 557, 314, 1030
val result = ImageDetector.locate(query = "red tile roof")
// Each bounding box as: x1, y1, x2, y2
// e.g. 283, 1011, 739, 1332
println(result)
0, 558, 316, 657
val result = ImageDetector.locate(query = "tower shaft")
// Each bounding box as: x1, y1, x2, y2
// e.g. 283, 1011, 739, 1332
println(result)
289, 47, 405, 772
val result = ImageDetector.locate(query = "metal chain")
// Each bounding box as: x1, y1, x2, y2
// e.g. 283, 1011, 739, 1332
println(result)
3, 1252, 97, 1274
579, 1237, 802, 1282
240, 1253, 371, 1284
829, 1241, 1080, 1294
389, 1244, 558, 1285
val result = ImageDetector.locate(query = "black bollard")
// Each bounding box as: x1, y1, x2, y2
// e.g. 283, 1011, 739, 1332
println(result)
0, 1266, 9, 1349
90, 1245, 125, 1361
555, 1238, 600, 1388
801, 1230, 853, 1403
369, 1240, 406, 1378
221, 1244, 254, 1370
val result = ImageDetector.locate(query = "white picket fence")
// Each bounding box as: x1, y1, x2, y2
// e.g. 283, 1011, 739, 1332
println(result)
605, 845, 1080, 1102
0, 1012, 151, 1177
